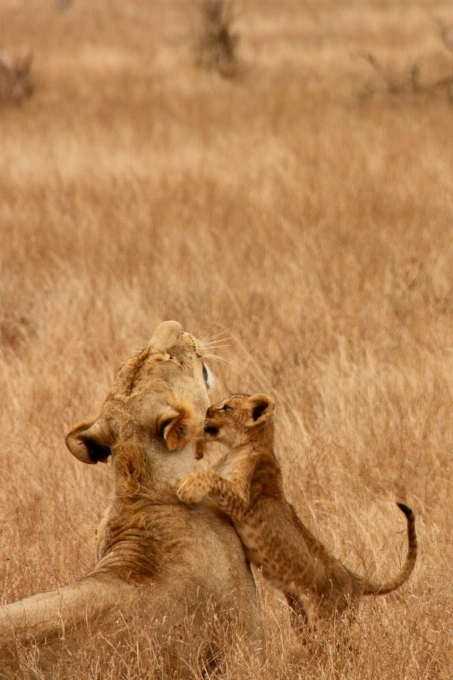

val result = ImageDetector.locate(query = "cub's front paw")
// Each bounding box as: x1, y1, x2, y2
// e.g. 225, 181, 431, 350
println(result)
177, 472, 209, 504
176, 470, 220, 504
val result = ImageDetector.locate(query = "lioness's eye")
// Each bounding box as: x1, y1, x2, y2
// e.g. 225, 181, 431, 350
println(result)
202, 363, 209, 384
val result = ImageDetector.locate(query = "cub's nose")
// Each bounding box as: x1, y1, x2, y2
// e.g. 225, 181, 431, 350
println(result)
204, 425, 219, 436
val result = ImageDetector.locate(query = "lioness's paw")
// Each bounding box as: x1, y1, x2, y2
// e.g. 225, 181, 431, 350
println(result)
177, 473, 209, 503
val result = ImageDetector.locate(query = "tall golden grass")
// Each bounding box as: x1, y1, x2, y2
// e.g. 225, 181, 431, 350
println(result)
1, 0, 453, 676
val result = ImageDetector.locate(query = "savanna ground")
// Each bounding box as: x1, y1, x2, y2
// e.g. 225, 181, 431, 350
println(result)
1, 0, 453, 677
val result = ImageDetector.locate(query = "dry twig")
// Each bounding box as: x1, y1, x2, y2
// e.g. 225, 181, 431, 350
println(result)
358, 30, 453, 102
196, 0, 240, 78
433, 15, 453, 54
357, 51, 420, 96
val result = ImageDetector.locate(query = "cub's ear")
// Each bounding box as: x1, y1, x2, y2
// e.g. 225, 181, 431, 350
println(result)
245, 393, 274, 427
158, 404, 201, 452
65, 415, 112, 464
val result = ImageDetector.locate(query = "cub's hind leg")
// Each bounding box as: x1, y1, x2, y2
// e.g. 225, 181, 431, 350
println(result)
284, 592, 313, 636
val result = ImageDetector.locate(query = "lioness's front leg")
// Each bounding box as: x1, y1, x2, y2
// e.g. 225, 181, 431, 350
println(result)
177, 471, 248, 520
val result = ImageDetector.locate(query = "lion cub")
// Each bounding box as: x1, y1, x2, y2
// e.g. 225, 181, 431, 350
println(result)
177, 393, 417, 629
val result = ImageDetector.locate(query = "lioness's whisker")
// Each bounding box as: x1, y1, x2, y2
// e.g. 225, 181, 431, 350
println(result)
203, 343, 230, 352
206, 335, 230, 342
201, 330, 231, 344
203, 352, 237, 366
203, 342, 231, 352
87, 378, 109, 393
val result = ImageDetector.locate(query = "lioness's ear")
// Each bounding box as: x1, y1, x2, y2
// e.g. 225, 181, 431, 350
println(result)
158, 404, 199, 452
245, 393, 274, 427
65, 416, 112, 465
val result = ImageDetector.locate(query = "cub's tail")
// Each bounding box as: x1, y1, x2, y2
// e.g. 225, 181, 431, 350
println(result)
361, 503, 417, 596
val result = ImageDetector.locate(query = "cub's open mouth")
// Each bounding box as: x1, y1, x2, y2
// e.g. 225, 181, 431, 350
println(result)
204, 425, 219, 436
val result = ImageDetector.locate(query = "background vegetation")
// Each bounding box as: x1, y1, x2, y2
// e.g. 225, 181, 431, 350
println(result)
1, 0, 453, 676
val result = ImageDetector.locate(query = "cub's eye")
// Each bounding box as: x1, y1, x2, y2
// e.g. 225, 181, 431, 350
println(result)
220, 404, 231, 411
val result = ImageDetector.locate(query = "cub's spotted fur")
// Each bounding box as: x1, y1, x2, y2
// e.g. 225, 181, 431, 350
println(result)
177, 393, 417, 629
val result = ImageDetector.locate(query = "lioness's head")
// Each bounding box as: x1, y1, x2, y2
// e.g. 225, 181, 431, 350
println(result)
65, 321, 213, 468
204, 393, 274, 448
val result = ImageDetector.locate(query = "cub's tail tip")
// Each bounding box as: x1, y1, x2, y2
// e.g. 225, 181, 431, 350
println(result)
397, 502, 414, 519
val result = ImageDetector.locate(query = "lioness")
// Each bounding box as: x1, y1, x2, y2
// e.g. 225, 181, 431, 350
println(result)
0, 324, 263, 675
177, 393, 417, 630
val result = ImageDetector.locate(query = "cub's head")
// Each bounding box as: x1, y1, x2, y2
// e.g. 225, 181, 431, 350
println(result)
204, 393, 274, 448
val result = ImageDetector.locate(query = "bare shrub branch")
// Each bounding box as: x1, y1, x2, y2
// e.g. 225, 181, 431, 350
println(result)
196, 0, 240, 78
358, 29, 453, 102
357, 51, 420, 96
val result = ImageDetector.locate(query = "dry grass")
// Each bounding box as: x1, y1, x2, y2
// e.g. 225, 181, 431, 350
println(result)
1, 0, 453, 676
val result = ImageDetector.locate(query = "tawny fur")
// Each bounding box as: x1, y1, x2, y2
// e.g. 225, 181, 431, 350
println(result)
0, 325, 263, 675
177, 393, 417, 631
